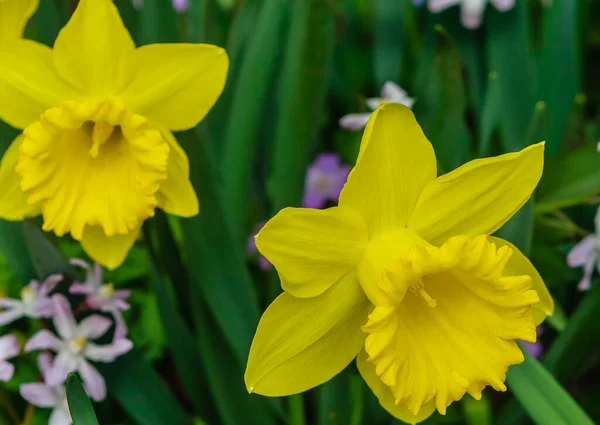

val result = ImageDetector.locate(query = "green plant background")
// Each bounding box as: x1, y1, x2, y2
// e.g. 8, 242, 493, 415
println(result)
1, 0, 600, 424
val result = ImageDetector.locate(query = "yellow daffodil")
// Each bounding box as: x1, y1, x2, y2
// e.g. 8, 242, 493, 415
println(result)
245, 104, 554, 424
0, 0, 228, 269
0, 0, 38, 42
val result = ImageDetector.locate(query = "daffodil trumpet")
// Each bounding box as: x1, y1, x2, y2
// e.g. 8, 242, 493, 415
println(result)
245, 103, 553, 424
0, 0, 228, 269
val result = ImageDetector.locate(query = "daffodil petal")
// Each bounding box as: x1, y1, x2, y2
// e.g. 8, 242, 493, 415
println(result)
488, 236, 554, 325
245, 277, 369, 396
357, 350, 436, 424
81, 225, 140, 270
122, 44, 229, 131
339, 103, 436, 237
0, 136, 40, 220
256, 206, 368, 298
0, 0, 39, 41
154, 125, 199, 217
408, 143, 545, 244
52, 0, 137, 95
0, 40, 78, 129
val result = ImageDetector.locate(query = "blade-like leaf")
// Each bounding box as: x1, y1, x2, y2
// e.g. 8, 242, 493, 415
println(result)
507, 350, 594, 425
66, 375, 100, 425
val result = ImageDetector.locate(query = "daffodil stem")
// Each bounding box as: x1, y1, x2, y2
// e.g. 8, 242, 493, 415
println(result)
288, 394, 306, 425
349, 375, 364, 425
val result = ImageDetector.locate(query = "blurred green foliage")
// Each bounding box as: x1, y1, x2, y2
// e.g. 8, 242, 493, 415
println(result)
1, 0, 600, 425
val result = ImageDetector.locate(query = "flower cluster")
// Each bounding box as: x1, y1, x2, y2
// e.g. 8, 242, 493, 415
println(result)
568, 206, 600, 291
0, 260, 133, 425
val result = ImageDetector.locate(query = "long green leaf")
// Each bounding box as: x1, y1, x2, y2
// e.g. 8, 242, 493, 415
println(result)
221, 0, 288, 239
23, 221, 78, 281
66, 375, 100, 425
373, 0, 403, 87
537, 1, 580, 156
145, 238, 219, 423
100, 351, 195, 425
486, 3, 538, 151
177, 129, 260, 364
0, 221, 35, 284
267, 0, 335, 211
535, 142, 600, 214
506, 350, 594, 425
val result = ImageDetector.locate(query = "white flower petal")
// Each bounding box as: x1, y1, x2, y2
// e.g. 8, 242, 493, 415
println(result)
0, 334, 20, 360
51, 295, 77, 340
78, 360, 106, 402
20, 383, 59, 407
26, 330, 63, 353
567, 235, 597, 267
339, 113, 372, 131
77, 315, 112, 340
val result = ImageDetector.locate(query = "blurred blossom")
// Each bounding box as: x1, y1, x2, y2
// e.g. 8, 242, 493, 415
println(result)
339, 82, 414, 131
0, 334, 19, 381
522, 327, 544, 359
172, 0, 189, 12
25, 295, 133, 402
427, 0, 515, 29
302, 153, 350, 209
20, 353, 72, 425
131, 0, 189, 12
567, 206, 600, 291
70, 259, 131, 339
0, 274, 63, 325
412, 0, 426, 6
248, 222, 272, 271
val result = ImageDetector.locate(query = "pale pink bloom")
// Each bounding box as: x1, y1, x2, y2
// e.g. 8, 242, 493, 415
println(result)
567, 206, 600, 291
172, 0, 189, 12
0, 274, 63, 325
428, 0, 515, 29
302, 153, 350, 209
20, 354, 72, 425
70, 259, 131, 339
339, 82, 414, 131
0, 334, 19, 381
25, 295, 133, 402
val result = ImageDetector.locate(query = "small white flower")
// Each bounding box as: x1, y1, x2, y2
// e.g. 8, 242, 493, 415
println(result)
339, 82, 414, 131
0, 334, 19, 381
428, 0, 514, 29
567, 206, 600, 291
0, 274, 63, 325
69, 259, 131, 340
25, 295, 133, 402
20, 353, 72, 425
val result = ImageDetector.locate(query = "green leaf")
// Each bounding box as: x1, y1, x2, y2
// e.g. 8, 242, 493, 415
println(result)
373, 0, 404, 87
535, 142, 600, 214
67, 375, 100, 425
486, 4, 538, 151
137, 0, 180, 44
145, 234, 219, 423
100, 351, 195, 425
0, 221, 35, 284
177, 129, 260, 364
506, 349, 594, 425
267, 0, 335, 211
221, 0, 289, 238
413, 24, 469, 173
23, 221, 78, 281
496, 198, 533, 254
190, 290, 277, 425
537, 1, 581, 156
316, 372, 353, 425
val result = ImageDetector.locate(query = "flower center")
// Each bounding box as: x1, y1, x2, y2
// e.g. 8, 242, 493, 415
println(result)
17, 97, 170, 240
98, 283, 115, 300
20, 286, 36, 304
362, 235, 540, 416
67, 337, 87, 355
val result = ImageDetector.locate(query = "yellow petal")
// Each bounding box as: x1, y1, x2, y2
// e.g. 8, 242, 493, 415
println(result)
339, 103, 436, 237
256, 206, 368, 298
154, 125, 199, 217
408, 143, 545, 245
357, 350, 436, 424
0, 40, 78, 129
122, 44, 229, 131
81, 225, 141, 270
52, 0, 137, 95
0, 136, 40, 220
0, 0, 39, 41
488, 236, 554, 325
245, 277, 369, 396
